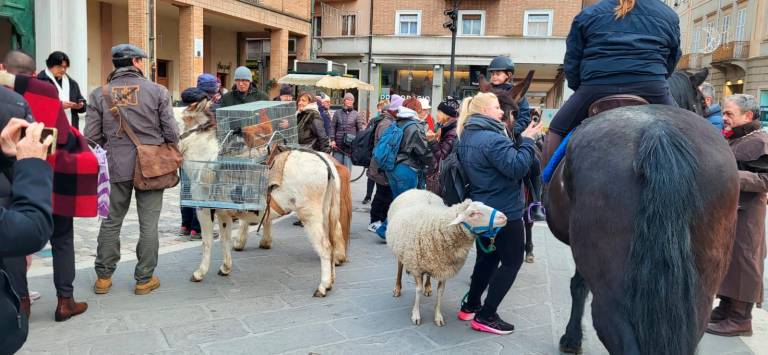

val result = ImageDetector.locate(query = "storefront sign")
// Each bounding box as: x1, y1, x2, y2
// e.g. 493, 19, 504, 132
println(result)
194, 38, 204, 57
379, 93, 432, 103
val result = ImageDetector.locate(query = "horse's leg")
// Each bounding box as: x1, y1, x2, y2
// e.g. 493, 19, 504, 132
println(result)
434, 280, 446, 326
423, 275, 432, 297
590, 294, 641, 355
524, 220, 535, 263
303, 211, 334, 297
191, 208, 215, 282
559, 270, 589, 354
217, 213, 234, 276
233, 213, 251, 251
411, 273, 423, 325
393, 260, 403, 297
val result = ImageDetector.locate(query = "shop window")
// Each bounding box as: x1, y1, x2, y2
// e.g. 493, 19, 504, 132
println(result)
524, 10, 553, 37
342, 15, 356, 36
735, 8, 746, 41
760, 89, 768, 126
459, 11, 484, 36
396, 11, 421, 36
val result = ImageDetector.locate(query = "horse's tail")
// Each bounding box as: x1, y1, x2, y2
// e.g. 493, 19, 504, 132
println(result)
334, 163, 353, 259
628, 122, 702, 355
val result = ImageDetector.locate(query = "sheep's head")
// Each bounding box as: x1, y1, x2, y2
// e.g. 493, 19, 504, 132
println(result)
448, 201, 507, 229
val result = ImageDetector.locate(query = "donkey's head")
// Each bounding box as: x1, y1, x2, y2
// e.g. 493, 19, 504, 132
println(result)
478, 70, 535, 124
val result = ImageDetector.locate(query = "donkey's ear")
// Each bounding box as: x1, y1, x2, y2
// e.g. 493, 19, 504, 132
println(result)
510, 70, 535, 103
691, 68, 709, 87
478, 73, 492, 93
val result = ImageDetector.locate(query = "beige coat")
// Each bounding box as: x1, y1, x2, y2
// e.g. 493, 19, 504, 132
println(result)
85, 67, 179, 182
719, 122, 768, 303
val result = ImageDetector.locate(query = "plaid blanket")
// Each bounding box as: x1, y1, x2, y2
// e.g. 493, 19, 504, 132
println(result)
13, 75, 98, 217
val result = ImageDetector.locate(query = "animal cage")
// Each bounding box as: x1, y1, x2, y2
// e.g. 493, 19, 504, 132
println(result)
180, 157, 269, 210
180, 101, 297, 210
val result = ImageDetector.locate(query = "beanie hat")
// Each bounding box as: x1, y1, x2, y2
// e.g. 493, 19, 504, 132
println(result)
181, 87, 209, 105
344, 92, 355, 101
279, 84, 292, 96
437, 96, 460, 118
387, 94, 404, 111
234, 66, 252, 81
196, 73, 218, 94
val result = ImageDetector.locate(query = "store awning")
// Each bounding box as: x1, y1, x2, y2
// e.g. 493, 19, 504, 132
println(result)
278, 74, 374, 91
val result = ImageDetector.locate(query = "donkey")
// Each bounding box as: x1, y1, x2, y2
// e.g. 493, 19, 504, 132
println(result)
176, 102, 352, 297
547, 97, 738, 355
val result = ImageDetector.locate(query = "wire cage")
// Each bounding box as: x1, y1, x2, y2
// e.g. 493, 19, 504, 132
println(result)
180, 101, 297, 210
180, 157, 268, 210
214, 101, 298, 161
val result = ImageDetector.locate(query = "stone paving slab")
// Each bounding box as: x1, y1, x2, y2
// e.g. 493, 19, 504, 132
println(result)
18, 167, 764, 354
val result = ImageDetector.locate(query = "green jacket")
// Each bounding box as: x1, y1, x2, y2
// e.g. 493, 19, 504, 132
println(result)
219, 85, 269, 107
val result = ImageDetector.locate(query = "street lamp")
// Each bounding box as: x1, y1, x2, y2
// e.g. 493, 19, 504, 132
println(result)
443, 0, 460, 96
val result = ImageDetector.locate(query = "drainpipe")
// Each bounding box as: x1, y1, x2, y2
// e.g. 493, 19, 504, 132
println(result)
148, 0, 156, 81
310, 0, 317, 59
367, 0, 374, 116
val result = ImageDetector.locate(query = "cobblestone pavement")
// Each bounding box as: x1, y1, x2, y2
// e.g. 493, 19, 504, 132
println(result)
19, 168, 765, 354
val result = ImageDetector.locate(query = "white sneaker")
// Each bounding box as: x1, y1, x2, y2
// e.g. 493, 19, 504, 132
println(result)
29, 291, 41, 303
368, 221, 382, 232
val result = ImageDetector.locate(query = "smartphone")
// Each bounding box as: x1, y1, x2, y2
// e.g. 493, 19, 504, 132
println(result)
20, 126, 57, 156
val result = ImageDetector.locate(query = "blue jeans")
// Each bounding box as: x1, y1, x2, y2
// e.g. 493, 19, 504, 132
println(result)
332, 151, 352, 172
376, 164, 420, 239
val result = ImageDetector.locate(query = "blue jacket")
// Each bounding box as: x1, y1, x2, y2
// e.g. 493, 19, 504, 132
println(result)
564, 0, 680, 90
705, 104, 724, 131
455, 114, 536, 219
492, 83, 531, 136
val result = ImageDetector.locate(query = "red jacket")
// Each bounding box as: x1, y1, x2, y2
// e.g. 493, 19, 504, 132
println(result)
11, 76, 98, 217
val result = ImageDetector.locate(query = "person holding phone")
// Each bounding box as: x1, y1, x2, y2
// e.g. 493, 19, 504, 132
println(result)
37, 51, 86, 130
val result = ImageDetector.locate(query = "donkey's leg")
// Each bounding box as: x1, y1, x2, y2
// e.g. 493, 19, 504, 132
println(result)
393, 261, 403, 297
559, 270, 589, 354
303, 211, 334, 297
423, 275, 432, 297
525, 221, 535, 263
233, 213, 251, 251
434, 280, 446, 326
217, 214, 234, 276
191, 208, 215, 282
411, 273, 423, 325
259, 208, 275, 250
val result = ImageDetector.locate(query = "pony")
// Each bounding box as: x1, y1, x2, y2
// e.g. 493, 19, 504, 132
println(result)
546, 103, 739, 353
176, 102, 352, 297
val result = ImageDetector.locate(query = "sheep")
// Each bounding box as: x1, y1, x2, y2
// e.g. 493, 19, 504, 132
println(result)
386, 189, 508, 326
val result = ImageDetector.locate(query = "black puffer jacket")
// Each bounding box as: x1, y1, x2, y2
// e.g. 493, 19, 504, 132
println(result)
297, 103, 331, 153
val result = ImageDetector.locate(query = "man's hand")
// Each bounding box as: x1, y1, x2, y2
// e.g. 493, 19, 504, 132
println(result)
15, 122, 53, 160
1, 118, 30, 157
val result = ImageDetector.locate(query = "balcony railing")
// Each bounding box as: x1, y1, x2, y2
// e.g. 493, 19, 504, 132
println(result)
712, 41, 750, 62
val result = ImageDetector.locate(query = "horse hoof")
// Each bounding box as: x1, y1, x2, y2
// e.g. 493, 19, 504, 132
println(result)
559, 345, 583, 354
313, 289, 327, 298
217, 269, 230, 277
525, 254, 535, 263
190, 275, 203, 282
393, 289, 401, 297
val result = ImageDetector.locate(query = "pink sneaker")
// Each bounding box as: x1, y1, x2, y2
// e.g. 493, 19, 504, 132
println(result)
470, 313, 515, 335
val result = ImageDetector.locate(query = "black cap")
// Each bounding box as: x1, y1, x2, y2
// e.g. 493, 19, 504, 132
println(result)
111, 44, 148, 60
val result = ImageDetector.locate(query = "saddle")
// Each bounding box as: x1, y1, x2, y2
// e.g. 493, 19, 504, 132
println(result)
588, 94, 649, 117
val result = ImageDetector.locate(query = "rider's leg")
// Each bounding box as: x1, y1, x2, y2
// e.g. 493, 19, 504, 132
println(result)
543, 85, 608, 167
526, 158, 546, 221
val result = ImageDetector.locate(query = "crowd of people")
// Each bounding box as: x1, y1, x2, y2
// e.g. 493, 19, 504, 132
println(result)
1, 0, 766, 351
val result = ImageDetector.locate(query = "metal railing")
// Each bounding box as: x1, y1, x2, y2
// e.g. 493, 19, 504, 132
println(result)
713, 41, 750, 62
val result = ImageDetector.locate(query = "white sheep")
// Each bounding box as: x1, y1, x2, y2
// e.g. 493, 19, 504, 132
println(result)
386, 189, 508, 326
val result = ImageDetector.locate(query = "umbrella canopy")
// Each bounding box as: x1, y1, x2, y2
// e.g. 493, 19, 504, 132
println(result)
278, 74, 374, 91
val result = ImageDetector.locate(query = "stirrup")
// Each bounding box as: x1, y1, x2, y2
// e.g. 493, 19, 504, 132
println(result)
526, 202, 546, 223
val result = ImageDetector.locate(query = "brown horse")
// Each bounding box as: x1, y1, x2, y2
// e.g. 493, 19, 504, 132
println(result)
547, 104, 739, 354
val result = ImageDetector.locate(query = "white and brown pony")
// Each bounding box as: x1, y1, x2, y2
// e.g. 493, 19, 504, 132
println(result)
175, 102, 352, 297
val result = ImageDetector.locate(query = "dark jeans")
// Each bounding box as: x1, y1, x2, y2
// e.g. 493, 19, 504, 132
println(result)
548, 80, 677, 136
51, 215, 76, 298
466, 219, 526, 318
365, 177, 376, 199
376, 164, 422, 238
181, 207, 200, 233
370, 183, 392, 223
1, 257, 27, 298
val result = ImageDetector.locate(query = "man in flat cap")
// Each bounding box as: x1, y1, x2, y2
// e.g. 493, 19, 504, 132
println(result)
84, 44, 179, 296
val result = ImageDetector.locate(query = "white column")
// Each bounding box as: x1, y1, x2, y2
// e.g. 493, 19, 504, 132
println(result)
368, 64, 381, 114
431, 65, 444, 119
34, 0, 88, 86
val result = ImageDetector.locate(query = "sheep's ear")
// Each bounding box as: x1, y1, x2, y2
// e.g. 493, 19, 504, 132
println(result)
448, 212, 468, 226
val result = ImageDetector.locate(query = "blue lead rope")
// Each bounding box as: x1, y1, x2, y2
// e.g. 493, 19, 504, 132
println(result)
542, 131, 573, 183
462, 209, 503, 254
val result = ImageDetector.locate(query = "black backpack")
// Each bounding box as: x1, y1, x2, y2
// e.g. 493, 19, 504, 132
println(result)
439, 145, 470, 206
350, 118, 382, 167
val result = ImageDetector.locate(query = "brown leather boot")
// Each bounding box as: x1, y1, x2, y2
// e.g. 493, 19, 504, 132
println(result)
710, 296, 732, 323
19, 296, 30, 319
542, 131, 564, 169
54, 296, 88, 322
706, 300, 753, 337
134, 276, 160, 295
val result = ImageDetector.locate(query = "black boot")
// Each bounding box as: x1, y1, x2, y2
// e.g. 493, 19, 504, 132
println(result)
528, 202, 546, 221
